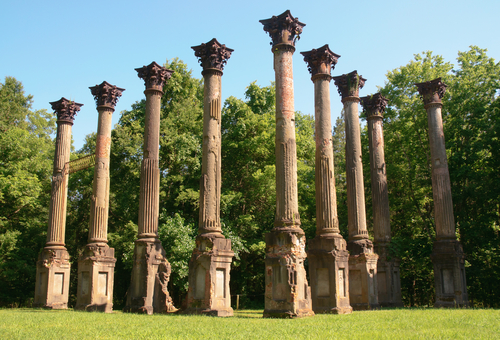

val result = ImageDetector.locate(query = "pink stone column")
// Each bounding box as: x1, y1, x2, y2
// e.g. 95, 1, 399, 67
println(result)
260, 10, 313, 318
185, 39, 234, 317
76, 81, 124, 313
415, 78, 468, 307
125, 62, 176, 314
333, 71, 379, 310
34, 98, 82, 309
301, 45, 352, 314
361, 93, 402, 307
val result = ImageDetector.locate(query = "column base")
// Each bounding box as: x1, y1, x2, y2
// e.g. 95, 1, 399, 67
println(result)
75, 244, 116, 313
263, 229, 314, 318
184, 235, 234, 317
431, 239, 468, 308
34, 248, 71, 309
308, 234, 352, 314
348, 239, 379, 310
123, 238, 176, 315
374, 243, 403, 308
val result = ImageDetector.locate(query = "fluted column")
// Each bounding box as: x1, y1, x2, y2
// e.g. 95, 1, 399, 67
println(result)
361, 93, 402, 307
334, 71, 378, 310
34, 98, 82, 309
76, 81, 123, 313
260, 10, 313, 318
415, 78, 468, 307
302, 45, 351, 314
125, 62, 176, 314
184, 39, 234, 317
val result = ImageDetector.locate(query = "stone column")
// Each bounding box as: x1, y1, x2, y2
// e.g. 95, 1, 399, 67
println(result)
415, 78, 468, 307
333, 71, 379, 310
301, 45, 351, 314
260, 10, 314, 318
34, 98, 82, 309
124, 62, 176, 314
360, 93, 402, 307
76, 81, 124, 313
184, 38, 234, 317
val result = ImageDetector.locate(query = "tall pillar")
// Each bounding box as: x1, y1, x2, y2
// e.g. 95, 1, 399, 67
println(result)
333, 71, 379, 310
260, 10, 314, 318
184, 38, 234, 317
415, 78, 468, 307
34, 98, 82, 309
76, 81, 124, 312
124, 62, 176, 314
360, 93, 402, 307
301, 45, 351, 314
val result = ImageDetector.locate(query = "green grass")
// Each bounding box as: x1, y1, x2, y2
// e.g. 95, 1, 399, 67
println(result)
0, 308, 499, 339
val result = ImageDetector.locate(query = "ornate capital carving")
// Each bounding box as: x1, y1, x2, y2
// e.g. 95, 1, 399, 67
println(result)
260, 10, 305, 47
89, 81, 125, 109
192, 38, 233, 74
49, 97, 83, 124
135, 61, 174, 91
360, 93, 388, 119
301, 44, 340, 78
332, 70, 366, 99
415, 77, 447, 106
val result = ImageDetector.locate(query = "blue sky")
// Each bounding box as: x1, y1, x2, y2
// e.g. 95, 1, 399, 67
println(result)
1, 0, 499, 150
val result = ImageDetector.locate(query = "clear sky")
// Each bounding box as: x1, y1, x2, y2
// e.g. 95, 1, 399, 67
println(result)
1, 0, 499, 150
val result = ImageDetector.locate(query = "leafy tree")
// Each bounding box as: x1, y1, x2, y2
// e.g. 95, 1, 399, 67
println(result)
0, 77, 56, 306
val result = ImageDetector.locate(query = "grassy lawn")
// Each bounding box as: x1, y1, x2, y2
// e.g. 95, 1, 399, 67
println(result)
0, 308, 498, 339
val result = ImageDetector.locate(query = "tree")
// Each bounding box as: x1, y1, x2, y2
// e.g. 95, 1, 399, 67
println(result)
0, 77, 56, 306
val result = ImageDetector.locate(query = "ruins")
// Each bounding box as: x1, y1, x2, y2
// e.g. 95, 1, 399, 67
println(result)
184, 39, 234, 316
34, 98, 83, 309
301, 45, 352, 314
75, 81, 124, 312
124, 62, 176, 314
260, 10, 314, 318
415, 78, 469, 307
333, 71, 379, 310
360, 93, 403, 307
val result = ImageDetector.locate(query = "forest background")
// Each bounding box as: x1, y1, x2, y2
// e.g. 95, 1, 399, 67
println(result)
1, 46, 499, 309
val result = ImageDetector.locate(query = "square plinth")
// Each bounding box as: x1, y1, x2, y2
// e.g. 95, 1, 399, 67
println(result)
349, 252, 380, 310
34, 248, 71, 309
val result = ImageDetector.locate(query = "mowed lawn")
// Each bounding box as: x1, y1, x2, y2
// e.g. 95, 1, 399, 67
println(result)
0, 308, 498, 339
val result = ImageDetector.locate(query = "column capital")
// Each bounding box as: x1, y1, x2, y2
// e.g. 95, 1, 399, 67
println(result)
360, 93, 388, 119
192, 38, 233, 76
260, 10, 305, 48
415, 77, 447, 107
49, 97, 83, 124
333, 70, 366, 99
301, 44, 340, 79
136, 61, 174, 92
89, 81, 125, 110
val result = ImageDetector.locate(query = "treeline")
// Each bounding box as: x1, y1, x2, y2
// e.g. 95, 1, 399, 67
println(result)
0, 46, 499, 308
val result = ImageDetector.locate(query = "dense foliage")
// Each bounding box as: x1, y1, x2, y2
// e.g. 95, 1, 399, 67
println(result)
0, 46, 498, 308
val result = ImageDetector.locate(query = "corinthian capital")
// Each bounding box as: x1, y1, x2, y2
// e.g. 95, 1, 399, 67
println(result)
192, 38, 233, 74
332, 70, 366, 99
49, 97, 83, 124
301, 44, 340, 78
260, 10, 305, 47
136, 62, 174, 91
89, 81, 125, 109
360, 93, 388, 119
415, 78, 447, 106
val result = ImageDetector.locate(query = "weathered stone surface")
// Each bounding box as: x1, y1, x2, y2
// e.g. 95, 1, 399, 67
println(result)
415, 78, 468, 308
185, 39, 234, 316
334, 71, 379, 310
77, 82, 123, 313
34, 98, 82, 309
125, 62, 176, 314
301, 45, 351, 314
261, 11, 313, 318
361, 93, 403, 307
